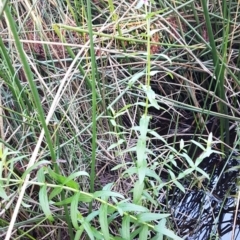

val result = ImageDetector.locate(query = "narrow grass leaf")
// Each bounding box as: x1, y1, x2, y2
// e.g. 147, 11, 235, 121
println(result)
174, 181, 185, 193
151, 233, 163, 240
49, 187, 63, 200
47, 167, 79, 190
20, 201, 32, 208
122, 166, 137, 177
143, 190, 158, 206
37, 168, 45, 183
157, 182, 167, 192
53, 193, 92, 206
122, 215, 130, 239
128, 72, 145, 87
111, 162, 132, 171
142, 85, 160, 110
177, 172, 186, 180
139, 115, 150, 137
190, 140, 205, 151
195, 155, 206, 166
118, 203, 148, 212
74, 229, 84, 240
120, 146, 136, 154
168, 169, 176, 181
21, 161, 50, 179
207, 132, 213, 147
153, 218, 166, 240
6, 155, 27, 165
157, 54, 172, 64
78, 194, 93, 203
139, 225, 148, 240
178, 168, 194, 179
4, 4, 56, 168
93, 190, 124, 199
116, 104, 132, 115
83, 221, 94, 240
130, 227, 142, 239
114, 110, 129, 118
133, 180, 144, 204
63, 171, 89, 185
117, 205, 124, 216
108, 139, 125, 150
195, 167, 209, 179
70, 192, 81, 230
145, 148, 155, 156
99, 204, 110, 240
197, 148, 212, 161
102, 182, 114, 191
138, 161, 147, 184
148, 130, 167, 144
167, 145, 178, 154
181, 153, 194, 168
84, 211, 99, 223
136, 137, 146, 166
39, 185, 54, 222
145, 169, 161, 182
137, 213, 170, 222
0, 185, 7, 200
90, 226, 106, 239
159, 228, 183, 240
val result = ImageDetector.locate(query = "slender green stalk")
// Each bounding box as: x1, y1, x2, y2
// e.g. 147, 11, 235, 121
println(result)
55, 23, 194, 49
144, 3, 151, 116
0, 37, 32, 113
107, 0, 132, 73
53, 25, 94, 92
55, 124, 74, 239
4, 5, 73, 239
4, 5, 56, 164
201, 0, 229, 149
86, 0, 97, 213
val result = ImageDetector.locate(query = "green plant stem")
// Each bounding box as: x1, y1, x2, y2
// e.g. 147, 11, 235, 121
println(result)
4, 5, 73, 239
55, 23, 194, 49
0, 37, 32, 113
86, 0, 97, 213
201, 0, 229, 150
4, 5, 56, 168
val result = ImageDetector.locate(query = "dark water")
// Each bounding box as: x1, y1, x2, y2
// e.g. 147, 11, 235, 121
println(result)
160, 155, 240, 240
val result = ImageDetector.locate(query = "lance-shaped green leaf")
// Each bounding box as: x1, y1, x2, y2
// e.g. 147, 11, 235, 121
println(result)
136, 137, 146, 167
117, 203, 148, 213
137, 213, 170, 222
139, 115, 150, 137
99, 204, 110, 240
39, 184, 54, 222
142, 85, 160, 110
47, 167, 79, 190
93, 190, 124, 199
139, 225, 148, 240
71, 192, 81, 230
138, 159, 147, 184
122, 215, 130, 239
133, 180, 144, 204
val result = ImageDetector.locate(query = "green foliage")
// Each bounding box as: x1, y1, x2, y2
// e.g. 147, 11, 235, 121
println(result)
0, 0, 235, 239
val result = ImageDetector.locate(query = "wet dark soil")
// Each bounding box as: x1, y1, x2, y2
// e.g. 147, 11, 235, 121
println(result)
160, 155, 240, 240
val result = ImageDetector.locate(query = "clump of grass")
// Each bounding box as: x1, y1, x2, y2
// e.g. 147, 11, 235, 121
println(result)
0, 0, 239, 239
